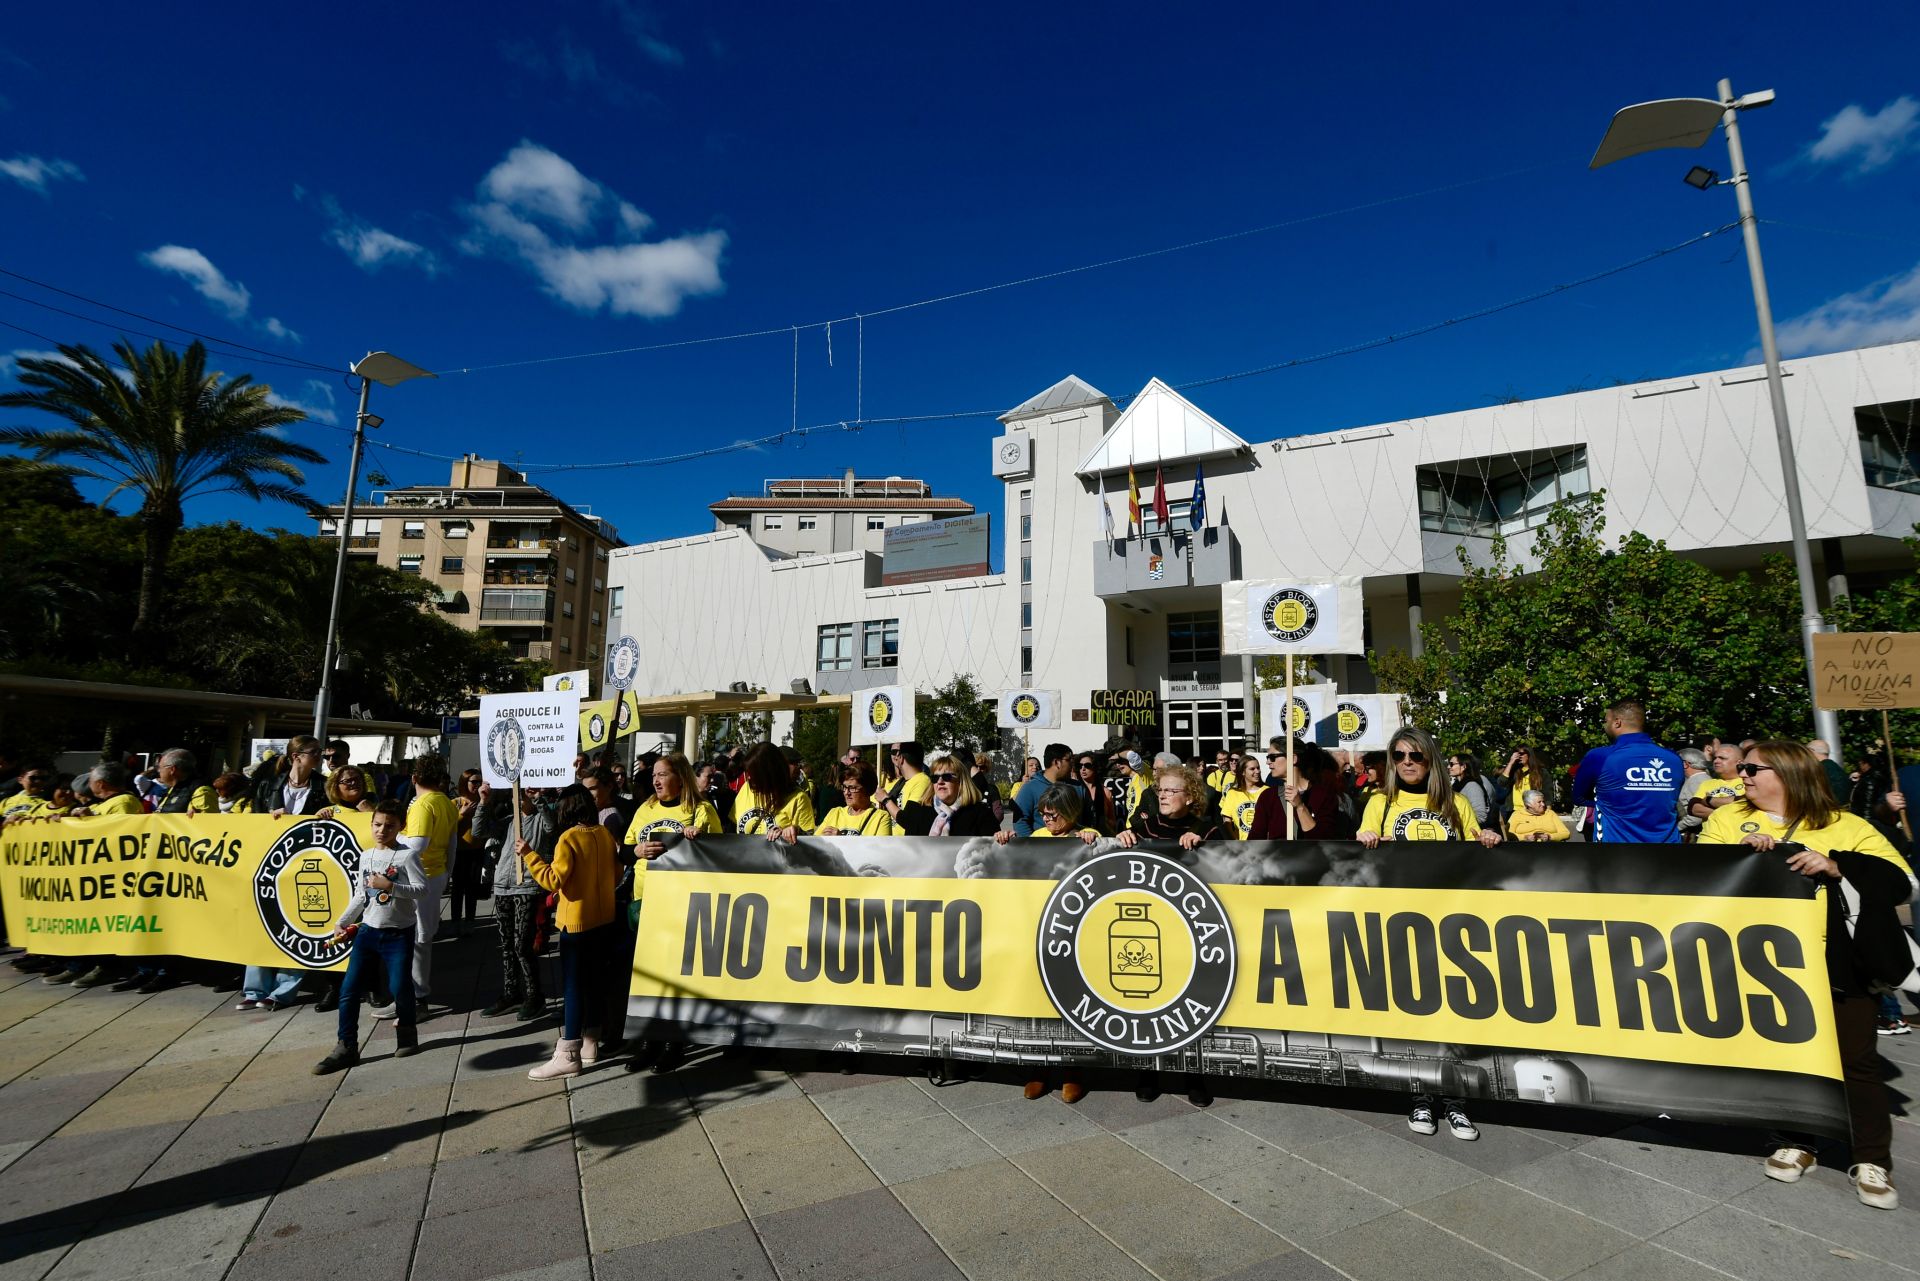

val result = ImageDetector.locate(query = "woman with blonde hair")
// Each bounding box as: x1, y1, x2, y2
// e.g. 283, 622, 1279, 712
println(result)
1701, 739, 1913, 1210
317, 765, 375, 818
898, 753, 998, 836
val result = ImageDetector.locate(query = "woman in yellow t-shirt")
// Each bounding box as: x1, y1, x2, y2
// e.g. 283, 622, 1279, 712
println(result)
1354, 726, 1500, 1144
992, 784, 1100, 846
734, 743, 815, 841
817, 764, 897, 836
1506, 790, 1570, 842
625, 752, 724, 857
1219, 757, 1269, 840
1700, 739, 1911, 1209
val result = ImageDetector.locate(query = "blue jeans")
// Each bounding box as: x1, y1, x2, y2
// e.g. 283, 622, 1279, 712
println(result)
559, 926, 609, 1040
242, 966, 304, 1003
338, 926, 415, 1044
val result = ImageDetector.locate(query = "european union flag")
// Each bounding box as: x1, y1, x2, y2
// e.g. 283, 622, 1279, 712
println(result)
1190, 462, 1207, 531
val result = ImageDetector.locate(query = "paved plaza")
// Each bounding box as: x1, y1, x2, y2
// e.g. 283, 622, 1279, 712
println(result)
2, 931, 1919, 1281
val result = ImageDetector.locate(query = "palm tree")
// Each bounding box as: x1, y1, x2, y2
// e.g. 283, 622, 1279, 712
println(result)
0, 339, 324, 652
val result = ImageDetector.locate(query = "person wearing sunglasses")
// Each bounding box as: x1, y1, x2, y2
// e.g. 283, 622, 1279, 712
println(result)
1355, 725, 1498, 1142
1570, 699, 1683, 843
817, 764, 897, 836
895, 756, 998, 836
1700, 739, 1912, 1210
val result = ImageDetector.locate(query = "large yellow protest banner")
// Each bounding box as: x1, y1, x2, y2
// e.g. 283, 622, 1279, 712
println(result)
0, 814, 375, 972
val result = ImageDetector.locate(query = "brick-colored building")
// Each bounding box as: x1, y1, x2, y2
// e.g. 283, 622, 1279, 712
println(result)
318, 456, 622, 673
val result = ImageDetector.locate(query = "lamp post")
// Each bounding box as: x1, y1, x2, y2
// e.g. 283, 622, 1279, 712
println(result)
312, 351, 436, 739
1591, 79, 1841, 756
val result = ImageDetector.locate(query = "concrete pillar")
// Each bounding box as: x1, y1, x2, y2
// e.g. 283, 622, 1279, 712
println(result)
1821, 537, 1849, 607
834, 705, 853, 759
1405, 574, 1425, 659
682, 712, 700, 755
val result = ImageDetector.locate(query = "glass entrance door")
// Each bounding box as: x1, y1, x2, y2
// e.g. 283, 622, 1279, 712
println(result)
1161, 700, 1247, 763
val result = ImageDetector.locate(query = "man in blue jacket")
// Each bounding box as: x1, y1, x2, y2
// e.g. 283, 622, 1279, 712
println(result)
1571, 699, 1683, 843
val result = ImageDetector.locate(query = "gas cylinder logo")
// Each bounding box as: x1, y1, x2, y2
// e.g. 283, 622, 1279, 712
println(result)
868, 692, 895, 733
1261, 588, 1318, 644
1336, 701, 1367, 742
1036, 851, 1235, 1056
1010, 693, 1042, 725
255, 818, 360, 969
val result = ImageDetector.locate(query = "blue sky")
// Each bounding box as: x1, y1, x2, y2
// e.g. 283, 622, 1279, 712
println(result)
3, 1, 1917, 550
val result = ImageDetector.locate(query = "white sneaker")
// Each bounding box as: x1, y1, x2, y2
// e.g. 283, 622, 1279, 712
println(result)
369, 1003, 396, 1020
1850, 1163, 1899, 1210
1765, 1147, 1816, 1182
1407, 1103, 1437, 1136
1444, 1105, 1479, 1141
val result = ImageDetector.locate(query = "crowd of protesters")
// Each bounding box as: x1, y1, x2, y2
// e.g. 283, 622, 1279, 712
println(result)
2, 698, 1917, 1210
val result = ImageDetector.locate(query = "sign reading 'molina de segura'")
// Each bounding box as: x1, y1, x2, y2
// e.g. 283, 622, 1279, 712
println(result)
880, 513, 991, 586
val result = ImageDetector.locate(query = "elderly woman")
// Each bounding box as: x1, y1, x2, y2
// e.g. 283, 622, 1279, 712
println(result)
317, 765, 375, 819
1702, 740, 1914, 1210
1505, 790, 1569, 842
897, 755, 999, 836
993, 784, 1099, 845
1118, 762, 1226, 850
817, 764, 897, 836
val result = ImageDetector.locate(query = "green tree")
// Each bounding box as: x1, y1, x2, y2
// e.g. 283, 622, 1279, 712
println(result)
915, 673, 998, 753
788, 707, 842, 783
1371, 498, 1807, 778
0, 341, 320, 652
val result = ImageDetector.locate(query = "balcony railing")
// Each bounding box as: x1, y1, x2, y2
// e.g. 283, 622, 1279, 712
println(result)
479, 608, 552, 623
346, 535, 380, 549
486, 537, 554, 551
1091, 526, 1238, 598
482, 570, 552, 585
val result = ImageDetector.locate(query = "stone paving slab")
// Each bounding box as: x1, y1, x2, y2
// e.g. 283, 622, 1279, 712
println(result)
1, 931, 1915, 1281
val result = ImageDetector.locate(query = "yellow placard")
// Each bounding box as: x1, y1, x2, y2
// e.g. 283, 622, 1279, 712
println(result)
632, 870, 1839, 1080
1, 813, 377, 971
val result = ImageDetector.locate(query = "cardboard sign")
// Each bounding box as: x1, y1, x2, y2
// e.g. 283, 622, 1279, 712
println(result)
1811, 632, 1920, 710
997, 689, 1060, 730
478, 691, 580, 787
1225, 579, 1366, 656
851, 685, 916, 746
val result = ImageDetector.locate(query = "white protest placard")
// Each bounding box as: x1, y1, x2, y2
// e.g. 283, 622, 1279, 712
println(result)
997, 689, 1060, 730
604, 635, 641, 692
479, 691, 580, 787
1224, 579, 1365, 655
544, 669, 591, 696
1333, 694, 1395, 751
1260, 684, 1334, 746
851, 685, 916, 746
248, 738, 288, 767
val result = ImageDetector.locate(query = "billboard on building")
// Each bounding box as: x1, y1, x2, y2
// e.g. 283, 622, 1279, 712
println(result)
881, 514, 991, 586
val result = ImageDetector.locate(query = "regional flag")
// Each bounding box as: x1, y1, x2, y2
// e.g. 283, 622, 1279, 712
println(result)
1127, 461, 1140, 532
1152, 466, 1169, 526
1098, 471, 1116, 548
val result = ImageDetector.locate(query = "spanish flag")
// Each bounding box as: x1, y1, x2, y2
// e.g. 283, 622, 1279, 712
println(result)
1127, 461, 1140, 532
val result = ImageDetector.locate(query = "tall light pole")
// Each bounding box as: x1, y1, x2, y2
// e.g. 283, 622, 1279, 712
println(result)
1591, 80, 1841, 756
312, 351, 435, 739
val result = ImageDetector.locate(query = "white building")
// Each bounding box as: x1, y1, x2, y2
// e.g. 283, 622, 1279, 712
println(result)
605, 340, 1920, 756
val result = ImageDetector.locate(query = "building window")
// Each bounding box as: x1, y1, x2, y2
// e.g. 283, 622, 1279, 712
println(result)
564, 566, 577, 584
867, 516, 886, 531
764, 515, 785, 530
440, 556, 463, 573
1141, 498, 1193, 536
397, 554, 422, 574
588, 645, 600, 661
590, 609, 601, 626
319, 518, 337, 536
1021, 645, 1032, 676
562, 600, 575, 618
1021, 555, 1032, 584
862, 618, 899, 669
595, 547, 608, 561
402, 520, 426, 539
1021, 601, 1032, 627
559, 635, 571, 653
1167, 611, 1222, 666
798, 516, 818, 530
592, 577, 603, 592
480, 588, 551, 622
1859, 407, 1920, 493
816, 623, 854, 672
609, 586, 625, 615
442, 520, 470, 538
1417, 446, 1591, 539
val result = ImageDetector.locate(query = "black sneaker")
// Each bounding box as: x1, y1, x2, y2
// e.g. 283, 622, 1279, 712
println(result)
313, 987, 339, 1013
136, 974, 173, 994
393, 1025, 419, 1058
313, 1041, 359, 1075
516, 997, 544, 1022
1134, 1071, 1161, 1103
1185, 1076, 1213, 1108
481, 998, 517, 1018
69, 966, 112, 988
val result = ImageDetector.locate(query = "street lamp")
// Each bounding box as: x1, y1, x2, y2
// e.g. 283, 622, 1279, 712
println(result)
1591, 79, 1841, 756
312, 350, 436, 738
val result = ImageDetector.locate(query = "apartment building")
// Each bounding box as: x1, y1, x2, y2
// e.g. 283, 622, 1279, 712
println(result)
318, 456, 623, 674
709, 470, 974, 558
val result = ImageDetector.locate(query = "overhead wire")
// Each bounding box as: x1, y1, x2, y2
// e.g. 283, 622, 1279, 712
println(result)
0, 289, 336, 375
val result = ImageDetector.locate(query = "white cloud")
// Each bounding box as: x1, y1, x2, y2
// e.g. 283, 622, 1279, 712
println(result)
1771, 260, 1920, 358
0, 154, 82, 194
462, 140, 726, 318
261, 316, 301, 344
1, 347, 69, 377
270, 378, 338, 424
1805, 96, 1920, 174
313, 193, 440, 273
608, 1, 683, 65
140, 244, 251, 319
